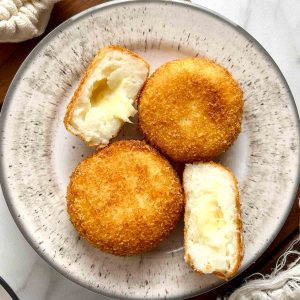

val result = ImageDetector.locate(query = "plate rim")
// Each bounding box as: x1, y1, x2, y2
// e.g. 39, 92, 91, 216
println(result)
0, 0, 299, 299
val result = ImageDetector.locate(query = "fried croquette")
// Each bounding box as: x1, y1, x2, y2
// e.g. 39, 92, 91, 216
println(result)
183, 162, 243, 279
64, 46, 149, 147
67, 140, 184, 256
138, 57, 243, 162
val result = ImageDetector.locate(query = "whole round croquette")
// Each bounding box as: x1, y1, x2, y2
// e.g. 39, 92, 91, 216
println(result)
138, 57, 243, 162
67, 140, 184, 256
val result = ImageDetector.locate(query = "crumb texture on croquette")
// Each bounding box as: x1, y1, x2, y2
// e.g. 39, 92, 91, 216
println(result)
183, 162, 243, 280
139, 57, 243, 162
64, 45, 149, 147
67, 140, 184, 256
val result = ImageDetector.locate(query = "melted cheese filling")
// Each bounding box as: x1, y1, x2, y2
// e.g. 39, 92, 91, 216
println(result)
184, 164, 238, 274
84, 78, 136, 128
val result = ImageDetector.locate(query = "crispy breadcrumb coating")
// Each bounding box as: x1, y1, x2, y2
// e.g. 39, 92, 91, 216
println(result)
139, 57, 243, 162
67, 140, 184, 256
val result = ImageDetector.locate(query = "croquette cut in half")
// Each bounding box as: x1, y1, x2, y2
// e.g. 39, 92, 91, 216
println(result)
139, 57, 244, 162
183, 162, 243, 280
67, 140, 184, 256
64, 46, 149, 147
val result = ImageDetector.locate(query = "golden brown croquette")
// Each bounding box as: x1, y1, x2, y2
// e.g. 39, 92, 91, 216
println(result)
67, 140, 184, 256
138, 57, 243, 162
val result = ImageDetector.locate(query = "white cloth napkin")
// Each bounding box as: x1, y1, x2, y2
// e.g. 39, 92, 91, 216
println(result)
0, 0, 60, 42
227, 236, 300, 300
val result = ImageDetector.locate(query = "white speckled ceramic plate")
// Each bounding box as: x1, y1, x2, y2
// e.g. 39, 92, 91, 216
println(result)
1, 0, 299, 299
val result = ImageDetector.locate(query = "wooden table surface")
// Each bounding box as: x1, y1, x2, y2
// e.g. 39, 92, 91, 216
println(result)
0, 1, 299, 299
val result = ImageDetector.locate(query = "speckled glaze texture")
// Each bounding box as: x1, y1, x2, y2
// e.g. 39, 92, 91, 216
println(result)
0, 1, 299, 299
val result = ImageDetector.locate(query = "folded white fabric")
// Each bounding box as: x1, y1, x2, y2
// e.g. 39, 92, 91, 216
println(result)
227, 236, 300, 300
0, 0, 60, 42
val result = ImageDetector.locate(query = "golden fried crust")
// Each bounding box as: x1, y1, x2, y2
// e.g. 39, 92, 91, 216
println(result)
183, 162, 244, 280
64, 45, 150, 147
67, 140, 184, 256
138, 58, 243, 162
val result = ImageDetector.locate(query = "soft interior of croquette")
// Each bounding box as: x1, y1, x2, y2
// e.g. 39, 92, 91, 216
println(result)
184, 164, 238, 274
70, 50, 148, 145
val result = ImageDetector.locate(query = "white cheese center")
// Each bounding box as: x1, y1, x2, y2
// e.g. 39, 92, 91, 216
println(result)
184, 164, 238, 274
71, 51, 148, 145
